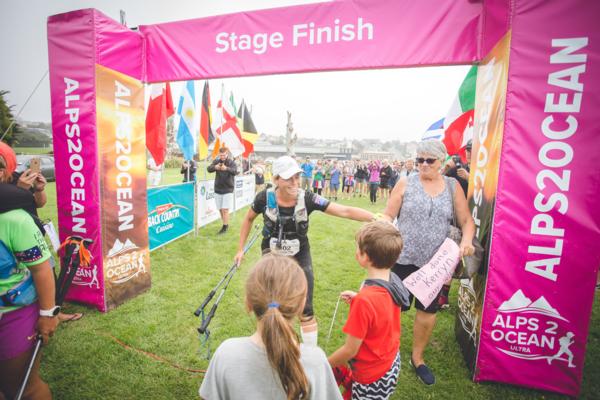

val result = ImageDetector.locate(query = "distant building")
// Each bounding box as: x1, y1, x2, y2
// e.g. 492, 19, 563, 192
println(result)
253, 143, 353, 160
360, 150, 394, 161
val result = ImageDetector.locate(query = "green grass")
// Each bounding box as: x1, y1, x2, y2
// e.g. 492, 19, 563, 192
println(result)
12, 146, 53, 155
154, 164, 215, 186
35, 185, 599, 399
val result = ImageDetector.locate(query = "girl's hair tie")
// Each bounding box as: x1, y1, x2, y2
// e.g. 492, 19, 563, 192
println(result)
267, 301, 280, 309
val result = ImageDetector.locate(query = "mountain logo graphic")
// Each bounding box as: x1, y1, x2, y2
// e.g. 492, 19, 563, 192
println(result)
498, 289, 568, 322
107, 238, 139, 258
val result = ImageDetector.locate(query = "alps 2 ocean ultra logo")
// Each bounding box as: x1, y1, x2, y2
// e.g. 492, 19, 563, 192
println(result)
105, 239, 147, 284
491, 290, 575, 368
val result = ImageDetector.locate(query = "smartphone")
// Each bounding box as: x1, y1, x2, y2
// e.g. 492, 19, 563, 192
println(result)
29, 157, 41, 173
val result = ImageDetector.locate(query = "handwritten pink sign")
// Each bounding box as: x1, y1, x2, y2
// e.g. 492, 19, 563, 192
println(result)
402, 238, 460, 308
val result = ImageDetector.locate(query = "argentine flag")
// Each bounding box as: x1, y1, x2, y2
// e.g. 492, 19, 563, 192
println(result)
176, 81, 197, 160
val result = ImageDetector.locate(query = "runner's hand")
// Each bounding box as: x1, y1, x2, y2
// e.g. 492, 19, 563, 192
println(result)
37, 316, 58, 345
234, 250, 245, 266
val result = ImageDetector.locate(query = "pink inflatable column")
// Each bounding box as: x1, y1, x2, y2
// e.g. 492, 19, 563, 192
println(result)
475, 0, 600, 396
47, 9, 147, 311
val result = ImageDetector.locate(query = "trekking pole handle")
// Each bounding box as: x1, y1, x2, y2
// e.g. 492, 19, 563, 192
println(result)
194, 290, 216, 317
198, 302, 219, 334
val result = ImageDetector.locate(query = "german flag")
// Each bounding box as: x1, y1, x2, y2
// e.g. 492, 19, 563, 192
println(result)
199, 80, 215, 159
237, 101, 258, 158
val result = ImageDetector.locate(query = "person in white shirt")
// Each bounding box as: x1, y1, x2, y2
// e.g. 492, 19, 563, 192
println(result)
199, 254, 342, 400
147, 156, 163, 186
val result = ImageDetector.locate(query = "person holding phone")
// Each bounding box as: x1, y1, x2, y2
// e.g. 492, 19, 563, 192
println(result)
0, 143, 58, 399
207, 147, 237, 234
14, 158, 47, 209
0, 147, 82, 323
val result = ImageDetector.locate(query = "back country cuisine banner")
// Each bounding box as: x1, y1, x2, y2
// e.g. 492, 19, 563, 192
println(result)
147, 182, 195, 250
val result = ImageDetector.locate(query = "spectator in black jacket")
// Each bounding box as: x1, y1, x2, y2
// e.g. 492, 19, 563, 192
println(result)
444, 140, 472, 196
181, 159, 197, 182
207, 147, 238, 234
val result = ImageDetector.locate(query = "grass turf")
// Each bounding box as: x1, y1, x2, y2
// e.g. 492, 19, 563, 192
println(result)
35, 176, 599, 399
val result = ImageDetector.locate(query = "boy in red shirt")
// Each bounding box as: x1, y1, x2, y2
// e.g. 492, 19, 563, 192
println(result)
328, 221, 407, 399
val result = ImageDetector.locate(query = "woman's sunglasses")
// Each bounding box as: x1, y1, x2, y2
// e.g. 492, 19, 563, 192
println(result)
416, 157, 438, 165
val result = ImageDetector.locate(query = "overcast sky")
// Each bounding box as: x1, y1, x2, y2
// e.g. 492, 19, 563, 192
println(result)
0, 0, 470, 142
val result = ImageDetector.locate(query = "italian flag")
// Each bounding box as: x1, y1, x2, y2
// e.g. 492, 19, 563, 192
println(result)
443, 66, 477, 159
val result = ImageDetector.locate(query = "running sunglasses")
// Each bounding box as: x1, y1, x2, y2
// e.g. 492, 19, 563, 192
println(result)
416, 157, 438, 165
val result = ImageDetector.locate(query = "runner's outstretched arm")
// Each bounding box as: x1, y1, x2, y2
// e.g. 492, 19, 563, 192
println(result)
234, 208, 259, 265
324, 203, 374, 222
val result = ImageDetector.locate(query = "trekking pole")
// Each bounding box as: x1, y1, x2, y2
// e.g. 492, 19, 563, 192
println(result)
56, 238, 92, 305
197, 225, 261, 333
15, 338, 42, 400
16, 236, 93, 400
54, 236, 80, 295
194, 262, 237, 317
325, 295, 342, 352
194, 225, 260, 317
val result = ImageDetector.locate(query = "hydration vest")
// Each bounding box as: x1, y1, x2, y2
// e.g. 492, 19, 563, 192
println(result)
0, 239, 37, 308
263, 187, 309, 240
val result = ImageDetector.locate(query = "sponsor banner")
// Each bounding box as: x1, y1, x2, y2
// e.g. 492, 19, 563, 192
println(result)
197, 180, 220, 227
476, 1, 600, 396
140, 0, 481, 82
48, 11, 106, 310
234, 175, 256, 211
455, 32, 510, 371
147, 183, 195, 251
402, 238, 459, 308
96, 64, 151, 310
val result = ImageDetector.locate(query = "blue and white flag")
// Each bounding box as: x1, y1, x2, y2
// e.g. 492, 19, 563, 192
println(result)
421, 118, 445, 141
176, 81, 197, 160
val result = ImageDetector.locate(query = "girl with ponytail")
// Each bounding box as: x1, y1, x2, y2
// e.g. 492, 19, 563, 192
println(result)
200, 254, 342, 400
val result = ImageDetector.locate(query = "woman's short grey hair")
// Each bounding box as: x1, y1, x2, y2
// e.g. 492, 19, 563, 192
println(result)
416, 141, 447, 160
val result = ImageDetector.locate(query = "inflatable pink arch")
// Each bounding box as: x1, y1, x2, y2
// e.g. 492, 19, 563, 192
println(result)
47, 0, 599, 396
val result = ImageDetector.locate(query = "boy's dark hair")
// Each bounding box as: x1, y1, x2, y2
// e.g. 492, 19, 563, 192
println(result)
356, 221, 403, 269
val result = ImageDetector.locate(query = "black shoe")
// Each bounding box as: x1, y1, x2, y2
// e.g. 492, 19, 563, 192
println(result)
217, 225, 228, 235
410, 358, 435, 385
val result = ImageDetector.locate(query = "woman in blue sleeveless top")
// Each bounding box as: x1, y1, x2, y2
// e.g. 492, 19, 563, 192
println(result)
383, 141, 475, 386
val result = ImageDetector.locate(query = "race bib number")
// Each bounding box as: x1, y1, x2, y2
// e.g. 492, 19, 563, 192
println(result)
269, 238, 300, 256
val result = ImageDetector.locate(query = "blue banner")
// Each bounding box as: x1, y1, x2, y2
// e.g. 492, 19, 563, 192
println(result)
147, 183, 195, 251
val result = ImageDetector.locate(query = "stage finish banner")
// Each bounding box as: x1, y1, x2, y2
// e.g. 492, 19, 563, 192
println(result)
147, 183, 195, 251
475, 0, 600, 396
140, 0, 481, 82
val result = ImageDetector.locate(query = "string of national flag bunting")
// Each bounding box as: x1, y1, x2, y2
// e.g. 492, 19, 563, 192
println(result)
145, 66, 476, 165
145, 80, 258, 165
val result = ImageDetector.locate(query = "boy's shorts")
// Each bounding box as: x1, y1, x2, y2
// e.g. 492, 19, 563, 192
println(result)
352, 352, 400, 400
392, 263, 441, 313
